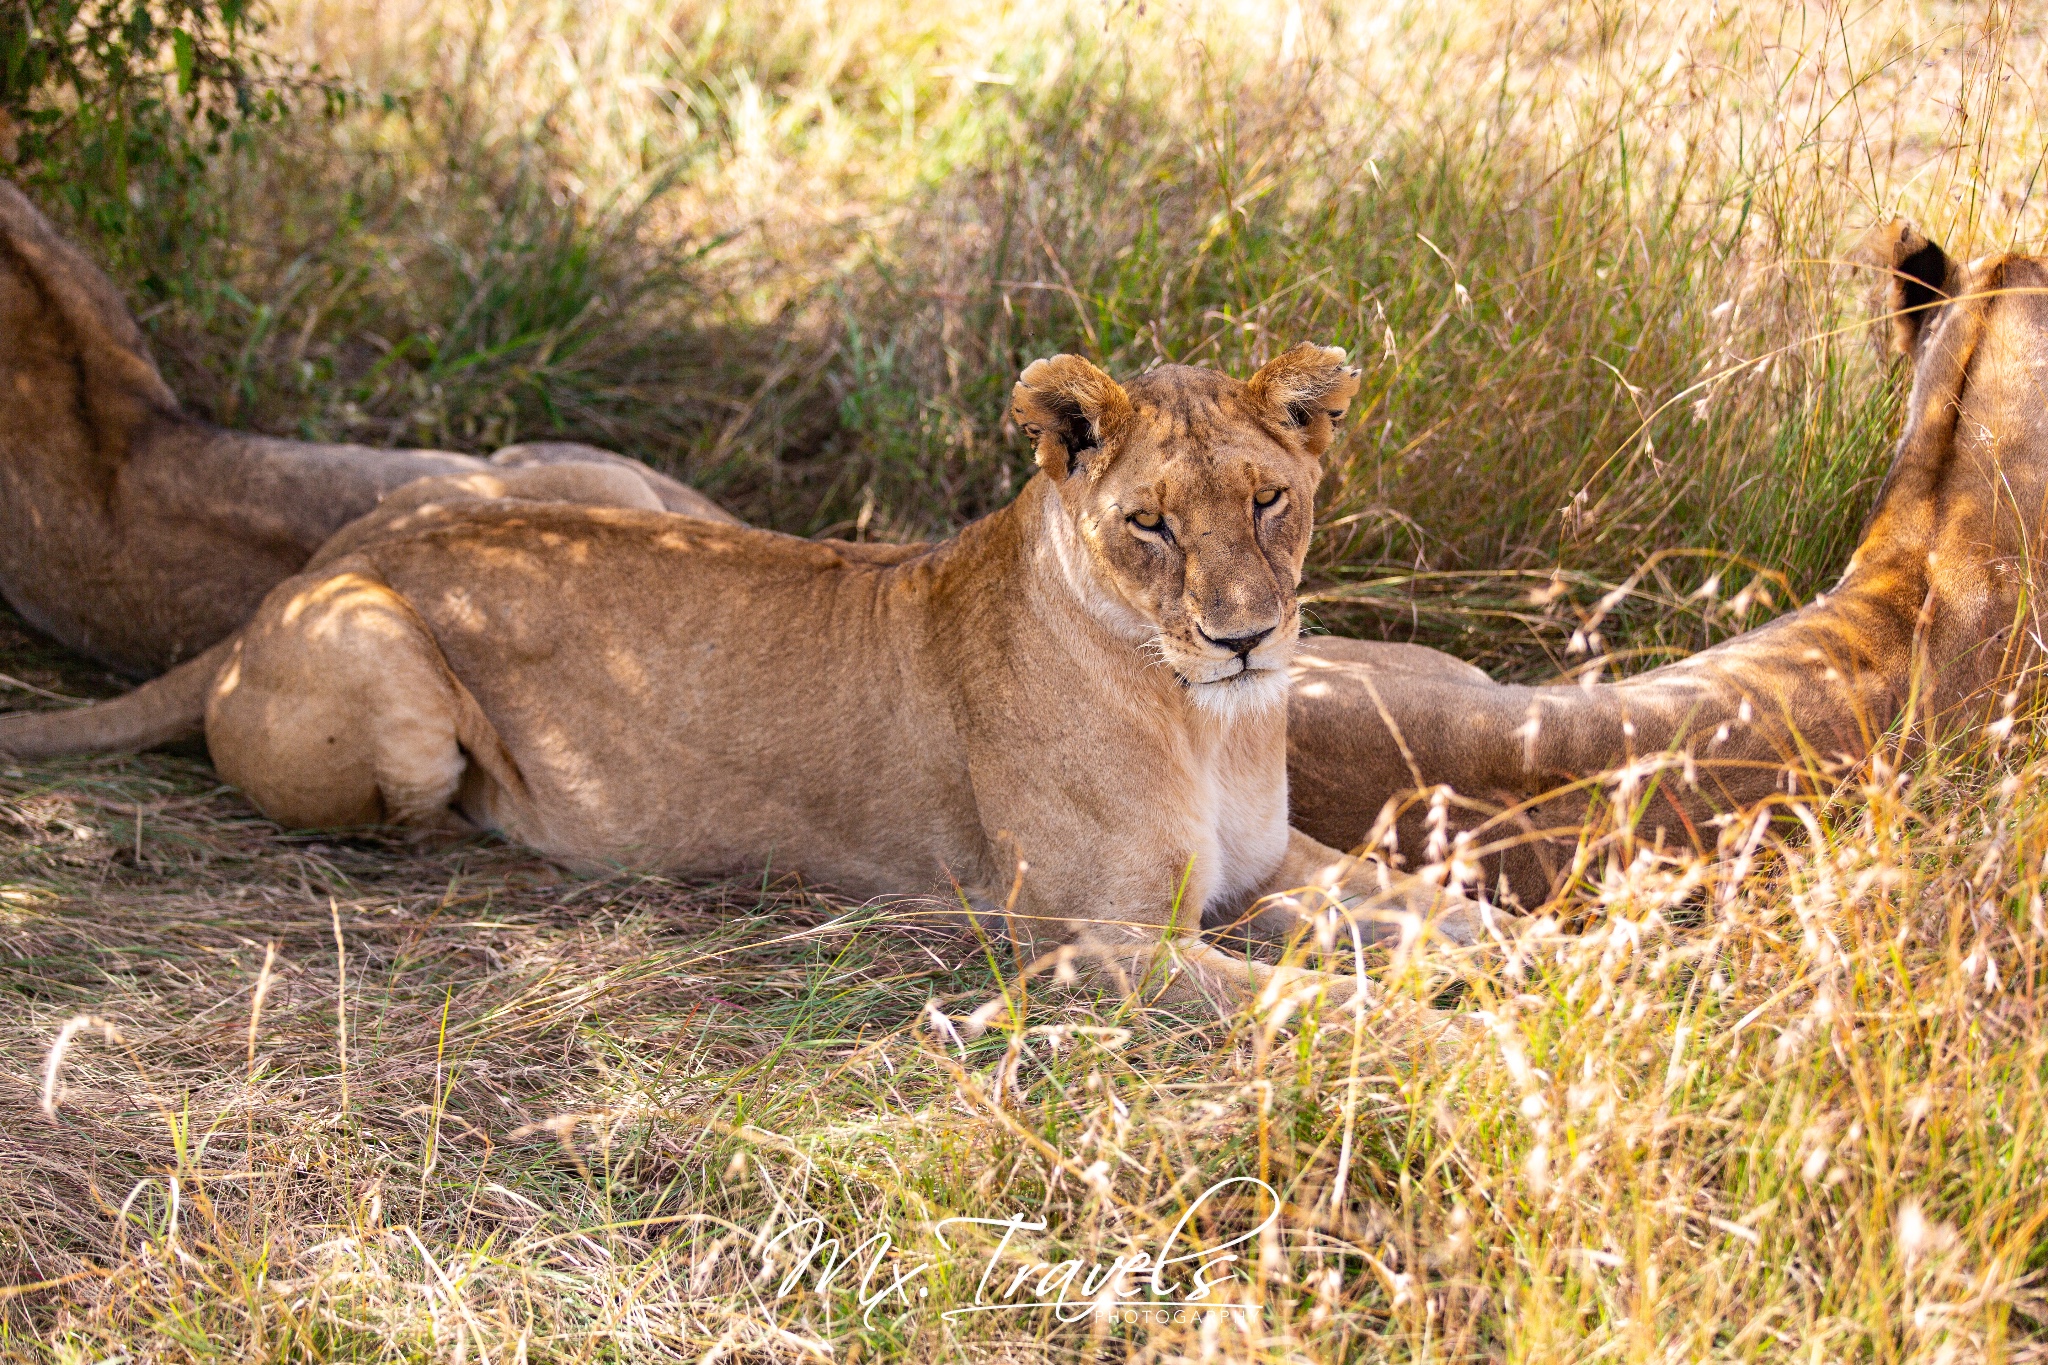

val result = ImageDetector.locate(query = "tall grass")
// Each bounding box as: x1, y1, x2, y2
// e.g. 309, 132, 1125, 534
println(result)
6, 1, 2048, 1361
58, 0, 2048, 671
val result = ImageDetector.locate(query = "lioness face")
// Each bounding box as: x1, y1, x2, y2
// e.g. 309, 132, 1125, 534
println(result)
1011, 345, 1362, 718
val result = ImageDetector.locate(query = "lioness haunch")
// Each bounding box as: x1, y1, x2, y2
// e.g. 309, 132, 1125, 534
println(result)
111, 345, 1496, 1017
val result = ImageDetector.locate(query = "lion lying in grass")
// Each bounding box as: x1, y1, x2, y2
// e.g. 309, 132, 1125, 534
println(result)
6, 171, 2039, 958
1285, 222, 2048, 903
11, 343, 1494, 1016
0, 178, 732, 684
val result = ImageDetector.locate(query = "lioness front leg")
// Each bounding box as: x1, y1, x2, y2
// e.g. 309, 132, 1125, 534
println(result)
1215, 829, 1510, 954
982, 844, 1452, 1032
1045, 929, 1461, 1042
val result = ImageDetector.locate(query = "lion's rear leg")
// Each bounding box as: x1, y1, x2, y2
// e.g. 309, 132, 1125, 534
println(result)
206, 565, 512, 833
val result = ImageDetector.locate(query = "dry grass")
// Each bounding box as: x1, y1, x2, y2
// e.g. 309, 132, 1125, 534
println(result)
8, 637, 2048, 1361
8, 0, 2048, 1359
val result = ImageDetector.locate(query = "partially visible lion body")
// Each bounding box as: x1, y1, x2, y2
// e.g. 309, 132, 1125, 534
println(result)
1285, 224, 2048, 903
0, 178, 732, 680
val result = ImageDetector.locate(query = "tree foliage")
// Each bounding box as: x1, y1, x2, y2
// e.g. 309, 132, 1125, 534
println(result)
0, 1, 288, 288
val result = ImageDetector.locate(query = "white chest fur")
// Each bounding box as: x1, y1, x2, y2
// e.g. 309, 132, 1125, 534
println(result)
1191, 708, 1292, 911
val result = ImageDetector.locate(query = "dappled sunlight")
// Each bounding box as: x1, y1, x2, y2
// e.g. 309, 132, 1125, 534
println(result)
434, 586, 488, 634
599, 643, 652, 697
278, 573, 415, 644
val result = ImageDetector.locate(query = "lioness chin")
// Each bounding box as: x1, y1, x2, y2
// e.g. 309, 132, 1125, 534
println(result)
166, 344, 1494, 1020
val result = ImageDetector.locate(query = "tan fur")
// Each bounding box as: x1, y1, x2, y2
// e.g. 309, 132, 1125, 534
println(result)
0, 178, 734, 683
73, 346, 1495, 1019
1286, 224, 2048, 905
0, 462, 678, 758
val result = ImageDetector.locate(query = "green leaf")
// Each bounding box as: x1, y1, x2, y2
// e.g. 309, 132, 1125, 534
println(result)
172, 28, 194, 96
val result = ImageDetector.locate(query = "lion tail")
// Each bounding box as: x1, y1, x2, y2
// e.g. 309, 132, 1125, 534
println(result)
0, 637, 233, 760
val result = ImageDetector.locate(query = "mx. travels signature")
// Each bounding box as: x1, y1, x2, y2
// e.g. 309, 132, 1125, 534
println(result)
755, 1175, 1277, 1327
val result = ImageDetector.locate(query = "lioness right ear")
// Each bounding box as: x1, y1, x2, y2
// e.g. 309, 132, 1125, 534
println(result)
1245, 343, 1364, 458
1011, 355, 1133, 480
1864, 219, 1957, 363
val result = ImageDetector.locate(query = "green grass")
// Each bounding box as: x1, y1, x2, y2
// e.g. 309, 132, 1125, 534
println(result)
6, 0, 2048, 1359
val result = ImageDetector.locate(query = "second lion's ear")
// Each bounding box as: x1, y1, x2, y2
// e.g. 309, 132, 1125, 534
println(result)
1245, 343, 1363, 458
1011, 355, 1134, 480
1862, 219, 1957, 363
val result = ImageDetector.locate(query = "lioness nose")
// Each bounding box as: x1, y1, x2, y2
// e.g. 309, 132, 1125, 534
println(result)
1198, 625, 1273, 658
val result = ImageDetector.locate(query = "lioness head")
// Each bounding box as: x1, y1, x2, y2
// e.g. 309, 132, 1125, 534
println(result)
1011, 343, 1361, 718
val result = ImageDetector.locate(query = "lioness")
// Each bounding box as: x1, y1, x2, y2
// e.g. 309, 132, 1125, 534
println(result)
35, 344, 1488, 1014
1285, 222, 2048, 903
0, 178, 733, 682
9, 178, 2037, 933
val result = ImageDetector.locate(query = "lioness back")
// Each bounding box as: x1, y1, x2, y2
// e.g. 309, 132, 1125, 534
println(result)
255, 503, 993, 890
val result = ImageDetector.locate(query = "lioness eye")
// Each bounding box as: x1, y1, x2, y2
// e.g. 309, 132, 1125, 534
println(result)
1253, 488, 1284, 508
1129, 510, 1164, 531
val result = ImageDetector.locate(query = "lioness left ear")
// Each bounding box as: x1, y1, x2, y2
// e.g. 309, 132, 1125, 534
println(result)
1011, 354, 1135, 481
1245, 343, 1363, 456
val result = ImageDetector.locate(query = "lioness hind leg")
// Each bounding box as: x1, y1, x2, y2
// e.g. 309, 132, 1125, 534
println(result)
206, 566, 497, 832
308, 461, 668, 570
